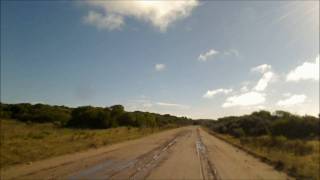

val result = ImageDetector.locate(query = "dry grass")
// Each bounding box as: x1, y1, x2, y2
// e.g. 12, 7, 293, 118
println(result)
0, 119, 168, 168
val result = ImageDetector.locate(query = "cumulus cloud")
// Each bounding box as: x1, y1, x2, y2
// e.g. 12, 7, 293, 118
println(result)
217, 64, 275, 108
203, 88, 233, 99
222, 91, 266, 108
156, 102, 190, 109
251, 64, 272, 73
253, 71, 274, 91
155, 64, 166, 71
83, 0, 199, 32
286, 55, 319, 81
198, 49, 219, 61
277, 94, 307, 107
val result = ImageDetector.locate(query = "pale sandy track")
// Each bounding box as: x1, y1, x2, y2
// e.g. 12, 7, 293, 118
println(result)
1, 127, 290, 180
199, 129, 290, 180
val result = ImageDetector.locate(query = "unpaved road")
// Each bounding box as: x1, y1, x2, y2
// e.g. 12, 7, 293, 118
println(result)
1, 127, 290, 180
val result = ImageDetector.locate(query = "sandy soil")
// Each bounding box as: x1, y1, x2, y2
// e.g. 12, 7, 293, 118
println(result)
200, 129, 290, 180
1, 127, 290, 180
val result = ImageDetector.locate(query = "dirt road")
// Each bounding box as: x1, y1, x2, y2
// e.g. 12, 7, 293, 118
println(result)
1, 127, 290, 180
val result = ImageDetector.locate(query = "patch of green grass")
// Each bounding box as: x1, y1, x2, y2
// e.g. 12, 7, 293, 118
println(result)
213, 133, 320, 180
0, 119, 168, 168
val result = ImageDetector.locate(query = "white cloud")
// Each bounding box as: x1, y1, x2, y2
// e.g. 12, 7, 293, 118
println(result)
84, 0, 199, 32
198, 49, 219, 61
155, 64, 166, 71
253, 71, 274, 91
222, 91, 266, 108
277, 94, 307, 107
84, 11, 124, 30
250, 64, 274, 91
198, 48, 240, 62
156, 102, 190, 109
127, 97, 190, 112
203, 88, 233, 99
251, 64, 272, 73
286, 55, 319, 81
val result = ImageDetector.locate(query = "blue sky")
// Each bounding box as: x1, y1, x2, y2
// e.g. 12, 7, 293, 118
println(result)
1, 1, 319, 119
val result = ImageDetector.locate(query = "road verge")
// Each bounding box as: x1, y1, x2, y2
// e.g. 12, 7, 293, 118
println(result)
201, 127, 298, 179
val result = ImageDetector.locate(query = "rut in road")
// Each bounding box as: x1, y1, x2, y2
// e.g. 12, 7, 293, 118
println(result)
195, 128, 220, 180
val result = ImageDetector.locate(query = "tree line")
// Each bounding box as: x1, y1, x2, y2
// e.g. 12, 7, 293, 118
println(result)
201, 110, 319, 139
0, 103, 194, 129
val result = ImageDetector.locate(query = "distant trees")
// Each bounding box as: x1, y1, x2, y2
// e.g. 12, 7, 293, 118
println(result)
0, 103, 194, 129
67, 106, 111, 129
0, 103, 71, 125
203, 110, 319, 139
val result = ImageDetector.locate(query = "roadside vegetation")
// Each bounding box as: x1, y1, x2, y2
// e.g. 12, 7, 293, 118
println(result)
201, 110, 320, 179
0, 119, 169, 168
0, 103, 194, 168
0, 103, 194, 129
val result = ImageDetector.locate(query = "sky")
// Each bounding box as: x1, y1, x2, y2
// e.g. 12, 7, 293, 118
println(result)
1, 0, 319, 119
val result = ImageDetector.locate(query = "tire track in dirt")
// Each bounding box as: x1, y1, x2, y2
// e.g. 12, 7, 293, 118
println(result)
195, 128, 220, 180
2, 127, 193, 180
67, 130, 191, 180
2, 127, 290, 180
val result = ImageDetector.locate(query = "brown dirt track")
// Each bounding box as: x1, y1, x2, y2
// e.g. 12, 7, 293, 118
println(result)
1, 127, 290, 180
